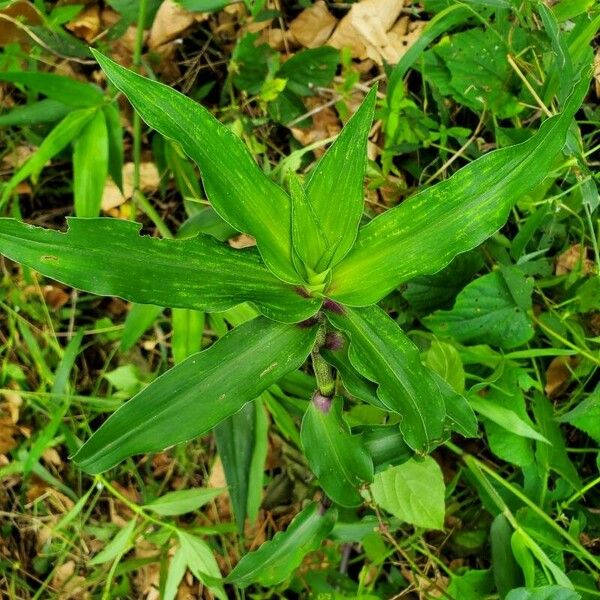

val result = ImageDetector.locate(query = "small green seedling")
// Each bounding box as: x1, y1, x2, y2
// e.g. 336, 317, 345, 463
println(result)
0, 51, 588, 590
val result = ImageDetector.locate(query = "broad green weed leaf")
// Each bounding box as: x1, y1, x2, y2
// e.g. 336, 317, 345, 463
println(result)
470, 397, 549, 444
532, 394, 581, 490
505, 587, 580, 600
447, 569, 494, 600
327, 305, 446, 454
328, 75, 588, 305
557, 383, 600, 444
479, 367, 538, 467
143, 488, 224, 516
491, 514, 523, 597
0, 218, 320, 323
73, 317, 317, 473
73, 109, 108, 217
0, 108, 95, 207
421, 28, 526, 118
90, 518, 136, 565
370, 457, 445, 530
277, 47, 338, 96
424, 269, 535, 349
301, 396, 374, 507
0, 71, 104, 107
304, 87, 377, 269
226, 502, 337, 587
92, 50, 299, 284
425, 340, 465, 393
178, 531, 224, 600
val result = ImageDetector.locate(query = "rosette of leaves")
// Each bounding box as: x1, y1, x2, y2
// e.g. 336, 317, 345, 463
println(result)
0, 51, 589, 587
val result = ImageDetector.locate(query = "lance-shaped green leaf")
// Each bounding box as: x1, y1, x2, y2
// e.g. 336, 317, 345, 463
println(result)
0, 71, 105, 108
301, 396, 374, 507
73, 317, 317, 473
327, 305, 445, 454
91, 50, 299, 284
328, 73, 589, 305
288, 173, 330, 276
226, 502, 337, 588
0, 218, 320, 323
73, 109, 108, 217
214, 402, 256, 533
304, 87, 377, 269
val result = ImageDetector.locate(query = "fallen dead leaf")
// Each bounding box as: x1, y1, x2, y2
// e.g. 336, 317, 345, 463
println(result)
228, 233, 256, 249
0, 0, 42, 46
555, 244, 594, 276
2, 144, 36, 169
328, 0, 421, 65
65, 4, 100, 42
148, 0, 208, 50
43, 284, 70, 311
0, 416, 19, 454
26, 481, 74, 510
52, 560, 75, 591
42, 447, 62, 467
102, 161, 160, 211
289, 1, 337, 49
134, 539, 161, 598
207, 456, 230, 521
258, 26, 289, 51
545, 356, 579, 397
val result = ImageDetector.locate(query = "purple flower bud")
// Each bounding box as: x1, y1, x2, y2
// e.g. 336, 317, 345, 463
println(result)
312, 391, 332, 413
298, 316, 319, 328
324, 331, 344, 351
323, 299, 344, 314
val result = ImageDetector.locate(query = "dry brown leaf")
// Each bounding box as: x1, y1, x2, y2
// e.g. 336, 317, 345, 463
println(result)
42, 447, 62, 467
328, 0, 417, 65
2, 391, 22, 423
555, 244, 594, 276
207, 456, 230, 521
2, 144, 36, 169
26, 481, 74, 509
228, 233, 256, 249
102, 161, 160, 211
258, 27, 289, 51
0, 0, 42, 45
289, 1, 337, 49
0, 416, 19, 454
134, 539, 161, 598
52, 560, 75, 591
66, 4, 100, 42
545, 356, 578, 397
148, 0, 208, 50
43, 284, 70, 311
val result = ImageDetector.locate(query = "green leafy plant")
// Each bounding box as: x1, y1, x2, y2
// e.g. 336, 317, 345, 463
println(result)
0, 47, 590, 590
